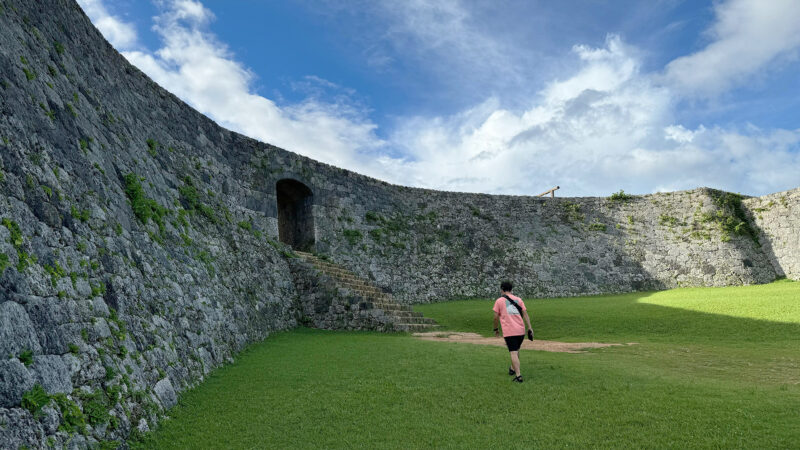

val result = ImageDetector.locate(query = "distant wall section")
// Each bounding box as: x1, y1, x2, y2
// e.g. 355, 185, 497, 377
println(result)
743, 188, 800, 280
244, 149, 779, 303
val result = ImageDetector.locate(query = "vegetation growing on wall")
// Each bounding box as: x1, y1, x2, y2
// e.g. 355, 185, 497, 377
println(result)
2, 217, 35, 271
178, 176, 217, 223
562, 202, 585, 223
21, 384, 50, 417
342, 229, 362, 245
146, 138, 158, 157
364, 211, 410, 249
123, 173, 167, 233
705, 191, 759, 243
608, 190, 633, 202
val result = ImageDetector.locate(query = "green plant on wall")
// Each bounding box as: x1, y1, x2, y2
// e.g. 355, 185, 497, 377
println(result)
23, 67, 36, 81
2, 218, 34, 271
609, 190, 633, 202
21, 384, 50, 418
78, 390, 110, 426
659, 214, 680, 227
693, 191, 759, 244
146, 138, 158, 157
342, 229, 362, 245
562, 202, 584, 223
364, 211, 411, 248
124, 173, 168, 233
588, 222, 607, 232
18, 349, 34, 366
52, 393, 86, 434
179, 176, 217, 223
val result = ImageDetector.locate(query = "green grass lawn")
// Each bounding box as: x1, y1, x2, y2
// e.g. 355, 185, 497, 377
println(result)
137, 281, 800, 449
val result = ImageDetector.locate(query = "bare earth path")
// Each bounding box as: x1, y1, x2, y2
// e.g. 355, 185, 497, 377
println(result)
412, 332, 635, 353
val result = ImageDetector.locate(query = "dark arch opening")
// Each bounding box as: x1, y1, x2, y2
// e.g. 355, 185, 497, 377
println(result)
276, 179, 315, 251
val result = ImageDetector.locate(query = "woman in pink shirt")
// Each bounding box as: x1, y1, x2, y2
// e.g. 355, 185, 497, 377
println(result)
493, 281, 534, 383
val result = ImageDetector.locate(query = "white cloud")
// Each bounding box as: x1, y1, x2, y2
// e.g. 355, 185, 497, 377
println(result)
387, 35, 800, 196
77, 0, 138, 49
664, 0, 800, 97
378, 0, 515, 79
112, 1, 397, 179
314, 0, 525, 97
664, 125, 701, 144
83, 0, 800, 197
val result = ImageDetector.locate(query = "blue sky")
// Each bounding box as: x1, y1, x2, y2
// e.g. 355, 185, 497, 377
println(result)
78, 0, 800, 196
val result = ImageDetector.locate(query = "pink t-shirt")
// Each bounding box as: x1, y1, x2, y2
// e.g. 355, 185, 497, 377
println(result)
493, 294, 526, 337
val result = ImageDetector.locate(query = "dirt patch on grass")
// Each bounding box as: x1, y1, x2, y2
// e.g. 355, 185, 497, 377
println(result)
412, 332, 635, 353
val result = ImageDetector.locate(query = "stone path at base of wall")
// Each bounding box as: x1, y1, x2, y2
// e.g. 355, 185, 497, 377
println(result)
412, 332, 635, 353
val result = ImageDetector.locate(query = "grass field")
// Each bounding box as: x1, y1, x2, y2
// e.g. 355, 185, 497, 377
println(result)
136, 280, 799, 449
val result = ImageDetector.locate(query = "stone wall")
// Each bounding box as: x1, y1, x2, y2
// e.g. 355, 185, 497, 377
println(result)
0, 0, 796, 448
0, 1, 299, 447
302, 185, 776, 303
743, 188, 800, 280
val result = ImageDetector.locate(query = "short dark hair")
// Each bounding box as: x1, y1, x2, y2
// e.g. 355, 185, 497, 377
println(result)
500, 281, 513, 292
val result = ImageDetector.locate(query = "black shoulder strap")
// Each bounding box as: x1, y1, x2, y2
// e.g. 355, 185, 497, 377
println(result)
502, 294, 523, 315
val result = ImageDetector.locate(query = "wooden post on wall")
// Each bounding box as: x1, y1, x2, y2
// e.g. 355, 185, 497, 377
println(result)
536, 186, 560, 198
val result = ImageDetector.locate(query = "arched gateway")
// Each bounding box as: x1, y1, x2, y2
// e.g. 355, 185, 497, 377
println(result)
276, 179, 315, 251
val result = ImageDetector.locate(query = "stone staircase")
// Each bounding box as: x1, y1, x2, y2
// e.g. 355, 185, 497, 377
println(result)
294, 251, 437, 332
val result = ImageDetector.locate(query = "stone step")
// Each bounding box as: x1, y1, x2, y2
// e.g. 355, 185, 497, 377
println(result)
370, 302, 412, 311
375, 309, 423, 318
389, 316, 436, 324
319, 269, 368, 283
393, 323, 438, 332
296, 252, 437, 330
337, 288, 391, 301
340, 284, 382, 294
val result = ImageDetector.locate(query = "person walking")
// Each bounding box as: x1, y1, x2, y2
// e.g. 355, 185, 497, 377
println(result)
493, 281, 533, 383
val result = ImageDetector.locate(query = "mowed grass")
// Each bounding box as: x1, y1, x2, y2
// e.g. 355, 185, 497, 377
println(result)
138, 281, 800, 449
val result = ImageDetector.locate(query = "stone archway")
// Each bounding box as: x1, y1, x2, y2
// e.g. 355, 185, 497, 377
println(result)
276, 179, 315, 251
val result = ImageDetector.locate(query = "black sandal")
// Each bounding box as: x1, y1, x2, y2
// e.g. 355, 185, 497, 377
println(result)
508, 367, 515, 376
512, 375, 523, 383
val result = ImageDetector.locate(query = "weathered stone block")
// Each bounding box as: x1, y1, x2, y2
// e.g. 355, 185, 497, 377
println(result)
154, 377, 177, 409
0, 360, 35, 408
0, 408, 44, 449
0, 301, 42, 357
31, 355, 72, 395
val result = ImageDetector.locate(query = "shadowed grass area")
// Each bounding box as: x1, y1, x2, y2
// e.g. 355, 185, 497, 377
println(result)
416, 280, 800, 387
136, 281, 800, 448
416, 279, 800, 343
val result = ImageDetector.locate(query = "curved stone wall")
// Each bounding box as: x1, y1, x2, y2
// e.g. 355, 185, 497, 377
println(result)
0, 0, 796, 447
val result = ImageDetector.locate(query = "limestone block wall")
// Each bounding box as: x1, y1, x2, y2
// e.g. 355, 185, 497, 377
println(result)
743, 188, 800, 280
298, 185, 777, 303
0, 2, 299, 447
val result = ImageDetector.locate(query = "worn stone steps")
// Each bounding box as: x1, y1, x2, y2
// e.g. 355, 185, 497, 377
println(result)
393, 323, 436, 332
295, 252, 437, 332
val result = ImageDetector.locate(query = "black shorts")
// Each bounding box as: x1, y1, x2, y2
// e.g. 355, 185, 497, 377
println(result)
504, 335, 524, 352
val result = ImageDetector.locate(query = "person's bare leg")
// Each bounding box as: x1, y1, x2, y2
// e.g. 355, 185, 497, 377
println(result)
510, 351, 521, 377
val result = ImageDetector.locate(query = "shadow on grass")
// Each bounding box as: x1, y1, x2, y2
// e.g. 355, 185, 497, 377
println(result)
416, 281, 800, 346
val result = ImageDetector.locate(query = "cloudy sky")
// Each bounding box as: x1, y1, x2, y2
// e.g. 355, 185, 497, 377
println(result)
78, 0, 800, 197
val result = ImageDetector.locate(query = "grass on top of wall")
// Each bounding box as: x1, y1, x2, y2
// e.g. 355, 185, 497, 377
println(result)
135, 281, 800, 449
